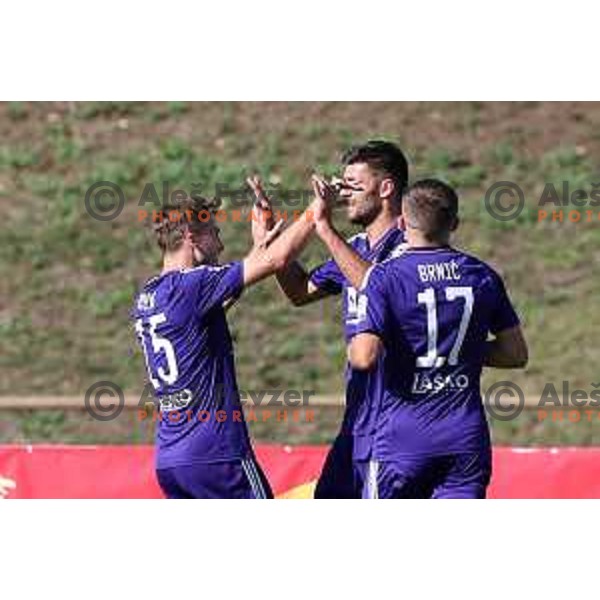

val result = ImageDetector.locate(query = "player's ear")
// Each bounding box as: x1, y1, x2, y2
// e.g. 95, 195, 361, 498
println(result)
379, 177, 394, 200
450, 216, 459, 231
397, 214, 407, 231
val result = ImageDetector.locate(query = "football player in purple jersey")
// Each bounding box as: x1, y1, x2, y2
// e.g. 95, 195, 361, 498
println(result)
248, 141, 409, 498
314, 178, 528, 498
132, 194, 324, 499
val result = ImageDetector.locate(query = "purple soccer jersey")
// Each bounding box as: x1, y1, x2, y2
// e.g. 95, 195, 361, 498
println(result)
309, 227, 406, 461
310, 227, 406, 342
131, 262, 252, 469
350, 246, 520, 459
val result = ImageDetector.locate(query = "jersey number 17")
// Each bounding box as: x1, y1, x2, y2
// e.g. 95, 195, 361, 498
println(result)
416, 286, 474, 368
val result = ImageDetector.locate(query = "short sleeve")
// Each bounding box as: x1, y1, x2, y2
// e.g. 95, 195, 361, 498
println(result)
182, 261, 244, 315
309, 258, 344, 296
489, 271, 520, 334
346, 264, 389, 338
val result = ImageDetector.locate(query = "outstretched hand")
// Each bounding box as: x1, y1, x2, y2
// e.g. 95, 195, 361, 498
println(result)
247, 175, 285, 248
311, 174, 337, 233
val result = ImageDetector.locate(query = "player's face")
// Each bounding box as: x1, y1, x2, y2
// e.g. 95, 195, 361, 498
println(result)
190, 221, 224, 266
339, 163, 383, 226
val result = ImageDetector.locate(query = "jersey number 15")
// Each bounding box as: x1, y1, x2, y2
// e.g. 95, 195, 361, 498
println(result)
135, 313, 179, 389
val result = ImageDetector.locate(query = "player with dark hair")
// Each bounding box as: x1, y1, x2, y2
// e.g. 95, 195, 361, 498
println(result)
249, 140, 409, 498
314, 178, 528, 498
131, 193, 322, 498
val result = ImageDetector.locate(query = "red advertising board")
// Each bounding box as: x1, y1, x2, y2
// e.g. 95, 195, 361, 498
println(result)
1, 445, 600, 498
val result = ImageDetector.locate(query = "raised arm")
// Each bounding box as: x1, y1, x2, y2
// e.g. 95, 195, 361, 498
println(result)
247, 175, 330, 305
312, 176, 371, 290
314, 222, 371, 290
274, 261, 330, 306
242, 200, 319, 287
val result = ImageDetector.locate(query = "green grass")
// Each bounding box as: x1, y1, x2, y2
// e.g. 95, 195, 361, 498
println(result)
74, 101, 143, 119
0, 145, 40, 168
7, 101, 28, 121
0, 101, 599, 445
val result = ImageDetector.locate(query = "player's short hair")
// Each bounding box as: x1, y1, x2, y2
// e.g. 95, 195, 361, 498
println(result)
152, 196, 220, 253
403, 179, 459, 241
342, 140, 409, 203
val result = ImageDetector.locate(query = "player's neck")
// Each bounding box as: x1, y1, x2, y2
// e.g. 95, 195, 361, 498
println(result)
407, 230, 451, 248
365, 212, 397, 246
162, 249, 194, 274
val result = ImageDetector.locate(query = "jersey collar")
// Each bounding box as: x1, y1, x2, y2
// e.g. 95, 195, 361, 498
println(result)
367, 226, 404, 257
